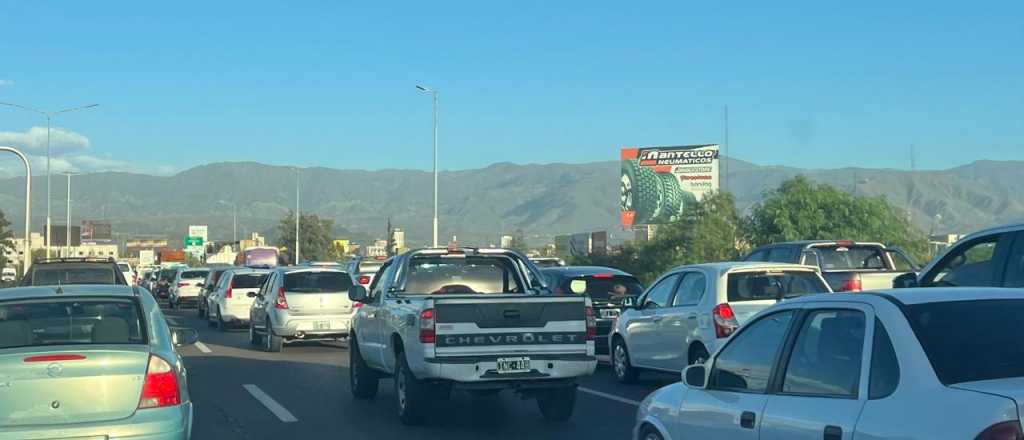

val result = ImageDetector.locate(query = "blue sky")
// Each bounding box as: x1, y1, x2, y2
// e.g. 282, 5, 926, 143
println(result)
0, 1, 1021, 176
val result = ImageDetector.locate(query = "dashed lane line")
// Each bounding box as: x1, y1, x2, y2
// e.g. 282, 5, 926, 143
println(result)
578, 386, 641, 407
242, 384, 299, 423
194, 341, 212, 353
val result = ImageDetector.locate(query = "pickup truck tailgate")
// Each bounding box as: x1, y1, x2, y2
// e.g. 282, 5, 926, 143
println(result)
433, 296, 589, 358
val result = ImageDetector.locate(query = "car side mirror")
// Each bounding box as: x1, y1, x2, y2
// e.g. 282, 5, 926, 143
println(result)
247, 291, 258, 298
170, 327, 200, 347
893, 272, 919, 289
349, 285, 368, 303
621, 296, 637, 309
683, 364, 707, 389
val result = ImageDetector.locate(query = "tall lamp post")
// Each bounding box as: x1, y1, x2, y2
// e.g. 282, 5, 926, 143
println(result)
415, 85, 439, 247
216, 200, 238, 244
0, 102, 98, 258
294, 168, 301, 264
0, 146, 31, 274
63, 172, 79, 257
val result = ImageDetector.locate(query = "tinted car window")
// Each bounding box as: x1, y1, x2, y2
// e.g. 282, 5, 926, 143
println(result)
927, 235, 1001, 287
746, 249, 768, 262
404, 256, 524, 294
672, 272, 706, 306
32, 268, 115, 285
561, 275, 644, 302
908, 299, 1024, 385
232, 273, 269, 289
727, 271, 829, 302
1002, 234, 1024, 288
711, 310, 795, 393
284, 271, 352, 293
181, 270, 208, 279
0, 298, 145, 349
642, 274, 680, 309
869, 319, 900, 399
812, 245, 887, 270
782, 309, 865, 398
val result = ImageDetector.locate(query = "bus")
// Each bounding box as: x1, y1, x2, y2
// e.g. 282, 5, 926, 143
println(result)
235, 247, 280, 268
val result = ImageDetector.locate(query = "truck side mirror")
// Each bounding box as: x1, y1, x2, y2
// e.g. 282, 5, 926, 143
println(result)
349, 285, 368, 303
893, 272, 919, 289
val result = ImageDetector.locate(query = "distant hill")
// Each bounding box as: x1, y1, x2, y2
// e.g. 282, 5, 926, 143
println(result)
1, 159, 1022, 247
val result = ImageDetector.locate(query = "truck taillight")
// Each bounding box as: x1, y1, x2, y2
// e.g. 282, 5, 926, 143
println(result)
275, 287, 289, 309
713, 303, 739, 338
419, 309, 436, 344
585, 306, 596, 341
840, 278, 863, 292
225, 286, 233, 299
138, 355, 180, 409
357, 275, 371, 285
177, 282, 188, 287
976, 421, 1024, 440
351, 302, 363, 309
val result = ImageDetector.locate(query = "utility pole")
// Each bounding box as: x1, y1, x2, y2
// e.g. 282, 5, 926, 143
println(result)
295, 168, 300, 264
416, 85, 440, 247
723, 105, 729, 193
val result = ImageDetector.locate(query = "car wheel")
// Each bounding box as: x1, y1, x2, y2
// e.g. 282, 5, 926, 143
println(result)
640, 425, 665, 440
197, 301, 206, 318
264, 320, 283, 353
249, 321, 262, 346
536, 386, 577, 422
395, 352, 428, 425
216, 308, 227, 332
689, 344, 710, 366
349, 336, 379, 399
612, 339, 639, 384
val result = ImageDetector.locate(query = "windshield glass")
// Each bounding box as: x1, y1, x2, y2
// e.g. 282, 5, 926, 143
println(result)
811, 245, 887, 270
181, 270, 208, 279
406, 256, 525, 294
233, 273, 269, 289
33, 268, 115, 285
727, 271, 829, 302
908, 299, 1024, 385
117, 263, 130, 272
284, 271, 351, 293
357, 261, 384, 274
0, 298, 145, 349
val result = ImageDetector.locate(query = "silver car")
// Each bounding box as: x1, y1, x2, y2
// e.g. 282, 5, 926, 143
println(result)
248, 266, 354, 352
0, 285, 199, 439
206, 268, 269, 330
611, 262, 830, 383
636, 287, 1024, 440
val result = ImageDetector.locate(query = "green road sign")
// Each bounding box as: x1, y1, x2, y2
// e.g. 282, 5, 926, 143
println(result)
184, 236, 204, 247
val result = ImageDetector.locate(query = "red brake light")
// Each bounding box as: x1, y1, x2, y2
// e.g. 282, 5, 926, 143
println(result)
840, 278, 863, 292
225, 286, 233, 299
177, 282, 188, 287
351, 301, 363, 309
358, 275, 371, 285
275, 287, 289, 309
419, 308, 436, 343
585, 306, 597, 341
138, 355, 180, 409
592, 273, 614, 279
24, 354, 86, 362
836, 240, 855, 247
976, 421, 1024, 440
713, 303, 739, 338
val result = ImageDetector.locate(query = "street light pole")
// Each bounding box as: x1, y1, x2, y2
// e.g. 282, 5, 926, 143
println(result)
295, 168, 301, 264
416, 85, 440, 247
65, 173, 72, 257
0, 146, 31, 274
0, 102, 99, 258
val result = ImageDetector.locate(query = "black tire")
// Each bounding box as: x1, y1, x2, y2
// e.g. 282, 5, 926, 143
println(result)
249, 321, 262, 346
612, 338, 639, 384
689, 344, 710, 365
349, 337, 379, 399
536, 386, 577, 422
640, 424, 665, 440
264, 320, 283, 353
216, 308, 227, 332
197, 300, 206, 318
394, 352, 428, 425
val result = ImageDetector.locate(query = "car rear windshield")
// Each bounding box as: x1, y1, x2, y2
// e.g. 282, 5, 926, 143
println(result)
357, 261, 384, 274
181, 270, 208, 279
560, 275, 644, 302
907, 299, 1024, 385
284, 271, 352, 293
0, 297, 146, 349
32, 268, 116, 285
406, 256, 525, 294
233, 273, 269, 289
727, 271, 829, 302
811, 245, 888, 270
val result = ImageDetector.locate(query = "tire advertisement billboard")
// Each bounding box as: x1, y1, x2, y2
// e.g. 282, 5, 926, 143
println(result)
620, 144, 720, 227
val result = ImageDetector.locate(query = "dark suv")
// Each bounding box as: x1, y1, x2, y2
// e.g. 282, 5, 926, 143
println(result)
19, 257, 129, 286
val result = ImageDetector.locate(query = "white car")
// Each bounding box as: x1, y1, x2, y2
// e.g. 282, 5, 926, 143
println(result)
206, 268, 269, 330
635, 287, 1024, 440
117, 261, 137, 286
169, 267, 209, 309
610, 262, 831, 383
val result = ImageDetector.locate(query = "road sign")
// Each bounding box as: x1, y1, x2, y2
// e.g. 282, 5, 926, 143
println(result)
184, 236, 204, 247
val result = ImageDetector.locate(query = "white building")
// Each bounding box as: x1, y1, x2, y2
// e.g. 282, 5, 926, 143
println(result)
58, 243, 119, 260
500, 235, 514, 248
392, 228, 405, 252
4, 233, 45, 264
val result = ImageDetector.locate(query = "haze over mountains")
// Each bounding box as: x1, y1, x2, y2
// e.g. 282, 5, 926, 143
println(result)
0, 159, 1021, 248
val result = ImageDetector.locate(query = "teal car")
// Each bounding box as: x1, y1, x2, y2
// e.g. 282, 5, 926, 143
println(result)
0, 285, 198, 439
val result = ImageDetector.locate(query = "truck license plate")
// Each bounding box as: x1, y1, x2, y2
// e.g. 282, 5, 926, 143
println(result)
496, 357, 530, 374
315, 321, 330, 330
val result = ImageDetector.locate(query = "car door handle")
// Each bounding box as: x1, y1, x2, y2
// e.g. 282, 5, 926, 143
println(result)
740, 411, 756, 429
824, 425, 842, 440
686, 314, 698, 320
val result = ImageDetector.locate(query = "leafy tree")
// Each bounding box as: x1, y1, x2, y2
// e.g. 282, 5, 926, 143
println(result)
277, 211, 336, 263
0, 209, 12, 268
747, 176, 930, 262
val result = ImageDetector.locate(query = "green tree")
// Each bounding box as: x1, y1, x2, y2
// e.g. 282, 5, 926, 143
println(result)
747, 176, 930, 262
277, 211, 336, 263
0, 209, 12, 268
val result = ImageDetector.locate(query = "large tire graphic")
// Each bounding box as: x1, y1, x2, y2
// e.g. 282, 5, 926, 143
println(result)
622, 160, 663, 224
655, 172, 685, 223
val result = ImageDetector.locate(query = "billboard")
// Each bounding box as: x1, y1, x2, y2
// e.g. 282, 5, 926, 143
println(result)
81, 220, 112, 241
620, 144, 720, 227
590, 231, 608, 256
568, 233, 592, 257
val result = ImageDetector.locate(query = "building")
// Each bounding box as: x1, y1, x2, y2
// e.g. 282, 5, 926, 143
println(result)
500, 235, 514, 249
205, 245, 237, 265
4, 233, 45, 266
391, 228, 406, 253
239, 232, 266, 251
57, 242, 119, 260
633, 225, 658, 243
929, 233, 964, 256
81, 220, 113, 241
364, 239, 389, 258
126, 239, 170, 259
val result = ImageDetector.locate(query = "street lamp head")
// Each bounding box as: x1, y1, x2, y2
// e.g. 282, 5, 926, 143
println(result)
416, 85, 435, 93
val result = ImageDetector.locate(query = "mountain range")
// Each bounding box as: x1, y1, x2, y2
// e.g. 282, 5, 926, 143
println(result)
0, 159, 1022, 248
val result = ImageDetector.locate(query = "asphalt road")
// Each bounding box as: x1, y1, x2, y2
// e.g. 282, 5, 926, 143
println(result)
164, 308, 676, 440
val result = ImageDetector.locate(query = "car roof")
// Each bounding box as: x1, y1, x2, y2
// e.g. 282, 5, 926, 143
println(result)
751, 240, 885, 248
0, 284, 138, 301
785, 287, 1024, 307
223, 267, 270, 275
274, 266, 346, 274
540, 266, 635, 278
669, 261, 820, 275
957, 222, 1024, 241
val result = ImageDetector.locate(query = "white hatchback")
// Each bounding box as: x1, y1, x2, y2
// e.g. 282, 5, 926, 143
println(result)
207, 268, 270, 330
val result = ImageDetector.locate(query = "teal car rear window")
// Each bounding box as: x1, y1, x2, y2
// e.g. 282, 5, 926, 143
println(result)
0, 298, 146, 349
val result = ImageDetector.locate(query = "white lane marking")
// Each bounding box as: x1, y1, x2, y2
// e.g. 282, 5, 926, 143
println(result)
194, 341, 212, 353
243, 384, 299, 423
578, 386, 640, 406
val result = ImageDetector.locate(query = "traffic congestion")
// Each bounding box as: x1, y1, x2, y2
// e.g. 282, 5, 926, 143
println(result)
1, 222, 1023, 439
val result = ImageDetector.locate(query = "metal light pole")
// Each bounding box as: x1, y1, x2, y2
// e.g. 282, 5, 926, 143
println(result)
216, 200, 238, 244
294, 168, 301, 264
64, 172, 76, 257
416, 85, 439, 247
0, 102, 98, 258
0, 146, 32, 274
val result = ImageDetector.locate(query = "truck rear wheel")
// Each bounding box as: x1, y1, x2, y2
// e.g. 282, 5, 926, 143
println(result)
349, 337, 379, 399
537, 386, 577, 422
395, 353, 428, 425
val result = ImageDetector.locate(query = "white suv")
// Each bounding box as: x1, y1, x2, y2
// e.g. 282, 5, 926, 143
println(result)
169, 267, 209, 309
610, 262, 831, 383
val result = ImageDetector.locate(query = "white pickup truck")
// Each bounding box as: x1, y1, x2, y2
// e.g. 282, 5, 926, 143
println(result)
347, 247, 597, 425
